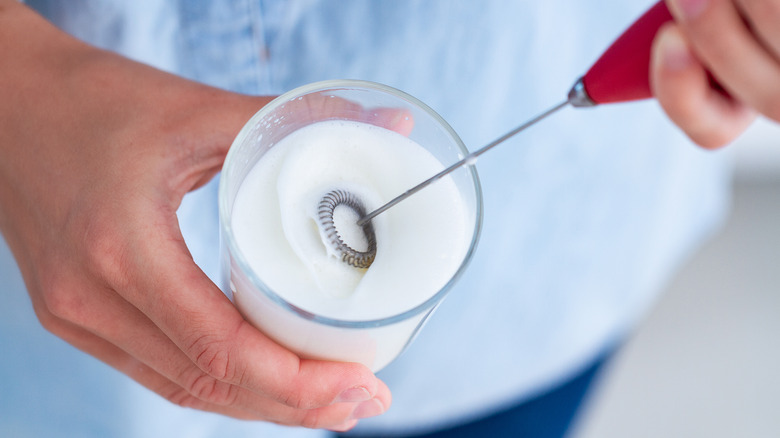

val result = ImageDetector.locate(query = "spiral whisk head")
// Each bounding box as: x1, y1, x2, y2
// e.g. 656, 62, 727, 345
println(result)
317, 190, 377, 269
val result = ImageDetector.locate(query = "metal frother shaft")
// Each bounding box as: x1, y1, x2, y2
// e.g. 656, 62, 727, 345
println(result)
357, 1, 675, 227
357, 96, 576, 227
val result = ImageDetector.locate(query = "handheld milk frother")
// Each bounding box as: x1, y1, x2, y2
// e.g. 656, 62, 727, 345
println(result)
321, 1, 676, 267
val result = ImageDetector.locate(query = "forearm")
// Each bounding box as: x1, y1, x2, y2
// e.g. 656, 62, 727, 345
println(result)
0, 2, 92, 255
0, 2, 240, 237
0, 1, 93, 119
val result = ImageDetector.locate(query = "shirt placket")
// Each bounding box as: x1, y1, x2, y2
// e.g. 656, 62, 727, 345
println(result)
175, 0, 273, 95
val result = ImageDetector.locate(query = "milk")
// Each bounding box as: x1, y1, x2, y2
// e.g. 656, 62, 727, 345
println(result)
233, 120, 470, 318
221, 83, 479, 372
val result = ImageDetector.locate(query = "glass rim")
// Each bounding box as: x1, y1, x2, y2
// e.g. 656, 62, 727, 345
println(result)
218, 79, 483, 329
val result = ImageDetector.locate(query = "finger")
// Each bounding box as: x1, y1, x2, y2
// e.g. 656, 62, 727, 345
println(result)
283, 91, 414, 135
328, 419, 359, 433
104, 213, 386, 412
35, 278, 387, 428
32, 302, 261, 420
32, 274, 268, 418
651, 23, 756, 148
364, 107, 415, 136
666, 0, 780, 121
734, 0, 780, 62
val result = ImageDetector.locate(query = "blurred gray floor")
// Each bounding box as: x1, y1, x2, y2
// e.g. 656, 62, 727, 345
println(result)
572, 179, 780, 438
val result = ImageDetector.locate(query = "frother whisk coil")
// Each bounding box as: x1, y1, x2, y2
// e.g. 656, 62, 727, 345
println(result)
317, 190, 377, 269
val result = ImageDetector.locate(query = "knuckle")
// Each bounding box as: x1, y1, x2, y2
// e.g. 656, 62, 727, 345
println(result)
182, 371, 238, 406
271, 361, 323, 410
329, 419, 359, 433
279, 385, 311, 410
296, 404, 354, 430
164, 386, 205, 410
298, 409, 325, 429
72, 205, 137, 288
33, 300, 68, 334
39, 281, 87, 325
186, 333, 242, 384
81, 223, 127, 284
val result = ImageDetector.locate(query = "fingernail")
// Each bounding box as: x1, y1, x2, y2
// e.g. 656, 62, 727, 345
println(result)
349, 398, 385, 420
658, 27, 694, 72
335, 386, 371, 403
676, 0, 708, 19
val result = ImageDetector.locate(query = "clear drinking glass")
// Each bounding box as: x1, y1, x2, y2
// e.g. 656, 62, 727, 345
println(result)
219, 80, 482, 372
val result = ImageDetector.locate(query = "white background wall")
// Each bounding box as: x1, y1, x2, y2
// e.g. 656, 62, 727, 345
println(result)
573, 117, 780, 438
733, 117, 780, 181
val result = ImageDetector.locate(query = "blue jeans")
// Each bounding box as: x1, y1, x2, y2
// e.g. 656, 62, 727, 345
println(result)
336, 351, 610, 438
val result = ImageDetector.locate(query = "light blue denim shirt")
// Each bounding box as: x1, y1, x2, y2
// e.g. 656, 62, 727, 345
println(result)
2, 1, 731, 436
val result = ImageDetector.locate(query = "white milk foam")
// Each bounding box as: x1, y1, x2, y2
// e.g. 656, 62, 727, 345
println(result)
232, 120, 471, 321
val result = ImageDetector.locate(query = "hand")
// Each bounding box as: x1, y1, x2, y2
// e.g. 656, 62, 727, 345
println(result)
0, 3, 389, 431
650, 0, 780, 148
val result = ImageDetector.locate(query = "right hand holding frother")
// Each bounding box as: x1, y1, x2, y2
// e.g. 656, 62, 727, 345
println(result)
360, 0, 780, 224
652, 0, 780, 148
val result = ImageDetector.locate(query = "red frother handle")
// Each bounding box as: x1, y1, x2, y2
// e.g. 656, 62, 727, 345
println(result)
580, 1, 674, 105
